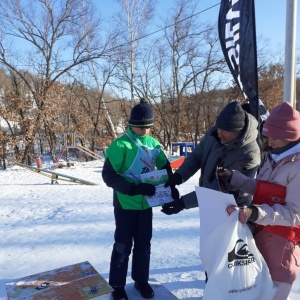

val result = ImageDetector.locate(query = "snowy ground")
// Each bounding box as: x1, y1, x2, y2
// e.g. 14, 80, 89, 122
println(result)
1, 158, 300, 299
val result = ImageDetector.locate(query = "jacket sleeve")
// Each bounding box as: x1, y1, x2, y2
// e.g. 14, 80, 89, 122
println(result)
230, 170, 257, 194
161, 157, 173, 175
102, 158, 135, 195
181, 191, 198, 209
229, 165, 259, 207
154, 143, 172, 174
228, 143, 261, 206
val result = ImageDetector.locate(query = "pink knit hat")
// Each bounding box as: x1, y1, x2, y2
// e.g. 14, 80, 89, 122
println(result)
262, 102, 300, 141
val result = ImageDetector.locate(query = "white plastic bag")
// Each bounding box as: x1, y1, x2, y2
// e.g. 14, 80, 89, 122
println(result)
195, 187, 276, 300
201, 210, 276, 300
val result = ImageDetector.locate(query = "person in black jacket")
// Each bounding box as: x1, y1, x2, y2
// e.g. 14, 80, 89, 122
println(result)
161, 101, 261, 284
161, 101, 261, 216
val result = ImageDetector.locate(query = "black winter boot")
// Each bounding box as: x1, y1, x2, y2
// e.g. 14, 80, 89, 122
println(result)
111, 286, 128, 300
134, 282, 154, 299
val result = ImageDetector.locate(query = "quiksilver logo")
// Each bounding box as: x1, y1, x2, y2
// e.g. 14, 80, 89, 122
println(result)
228, 239, 255, 269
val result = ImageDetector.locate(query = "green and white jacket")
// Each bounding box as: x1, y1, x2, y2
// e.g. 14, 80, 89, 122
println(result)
102, 128, 172, 210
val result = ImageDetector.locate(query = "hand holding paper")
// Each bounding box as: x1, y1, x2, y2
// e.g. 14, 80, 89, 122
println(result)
161, 198, 184, 215
140, 170, 174, 207
161, 187, 183, 215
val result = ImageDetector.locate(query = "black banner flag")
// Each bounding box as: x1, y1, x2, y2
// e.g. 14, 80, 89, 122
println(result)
218, 0, 259, 121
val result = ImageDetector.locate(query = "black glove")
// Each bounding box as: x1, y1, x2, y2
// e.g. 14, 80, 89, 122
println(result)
128, 183, 156, 196
161, 197, 185, 215
171, 186, 180, 200
164, 173, 183, 187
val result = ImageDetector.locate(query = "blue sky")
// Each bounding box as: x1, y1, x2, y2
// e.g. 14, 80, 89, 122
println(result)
99, 0, 300, 52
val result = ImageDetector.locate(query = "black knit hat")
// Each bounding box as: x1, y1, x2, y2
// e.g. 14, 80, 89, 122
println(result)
128, 98, 154, 128
216, 101, 246, 132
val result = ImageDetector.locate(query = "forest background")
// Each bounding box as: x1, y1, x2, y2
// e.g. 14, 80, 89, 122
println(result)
0, 0, 299, 167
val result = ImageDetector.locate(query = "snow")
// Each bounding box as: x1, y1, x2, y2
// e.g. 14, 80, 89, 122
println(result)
1, 158, 300, 300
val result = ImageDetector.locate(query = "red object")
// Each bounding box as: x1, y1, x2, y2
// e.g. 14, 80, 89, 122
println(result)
36, 157, 42, 168
252, 180, 300, 242
169, 156, 185, 169
253, 180, 286, 205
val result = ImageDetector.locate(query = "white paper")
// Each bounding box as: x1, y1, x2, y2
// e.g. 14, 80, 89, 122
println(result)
140, 169, 169, 185
140, 170, 173, 207
144, 184, 172, 207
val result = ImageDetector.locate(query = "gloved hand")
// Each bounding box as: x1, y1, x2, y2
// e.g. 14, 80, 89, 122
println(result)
171, 186, 180, 200
216, 167, 233, 181
128, 183, 156, 196
164, 173, 183, 187
161, 197, 185, 215
226, 205, 258, 224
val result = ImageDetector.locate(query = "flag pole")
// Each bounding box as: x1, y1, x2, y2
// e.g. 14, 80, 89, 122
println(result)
283, 0, 297, 107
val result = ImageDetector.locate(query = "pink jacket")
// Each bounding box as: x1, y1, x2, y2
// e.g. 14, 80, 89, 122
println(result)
231, 146, 300, 227
230, 143, 300, 284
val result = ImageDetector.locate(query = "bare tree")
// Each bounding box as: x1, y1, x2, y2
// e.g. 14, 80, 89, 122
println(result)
152, 0, 225, 147
258, 63, 284, 110
0, 0, 117, 162
113, 0, 156, 105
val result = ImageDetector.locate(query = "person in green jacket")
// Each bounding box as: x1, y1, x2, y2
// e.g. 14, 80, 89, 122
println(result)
102, 98, 176, 300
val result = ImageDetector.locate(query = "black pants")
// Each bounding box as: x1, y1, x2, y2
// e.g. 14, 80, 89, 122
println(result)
109, 207, 153, 287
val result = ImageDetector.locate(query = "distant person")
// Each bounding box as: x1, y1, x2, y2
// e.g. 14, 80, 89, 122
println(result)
102, 98, 178, 300
161, 101, 261, 215
220, 102, 300, 300
242, 100, 271, 153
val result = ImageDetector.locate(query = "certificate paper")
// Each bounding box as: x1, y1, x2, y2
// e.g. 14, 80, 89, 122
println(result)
140, 170, 173, 207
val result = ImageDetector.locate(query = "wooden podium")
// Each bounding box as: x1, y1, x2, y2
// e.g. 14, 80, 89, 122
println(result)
5, 261, 113, 300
